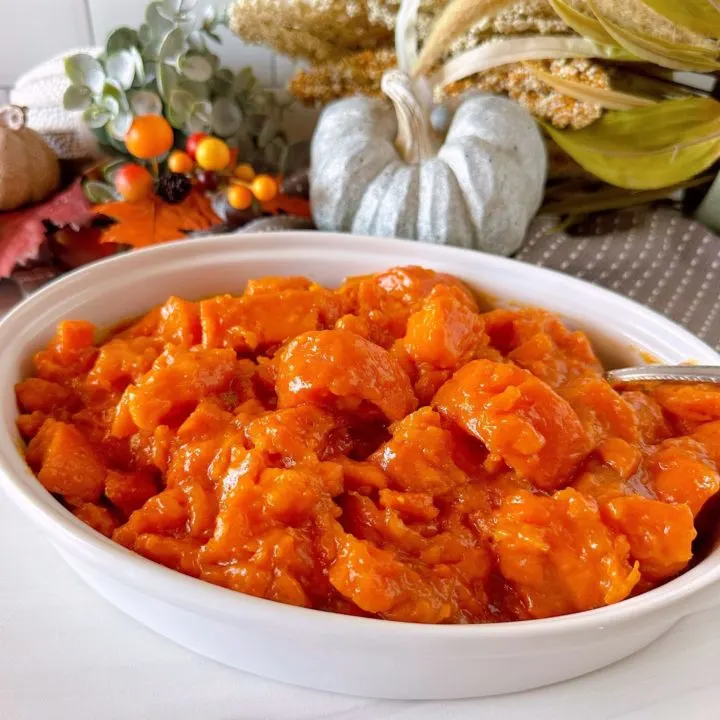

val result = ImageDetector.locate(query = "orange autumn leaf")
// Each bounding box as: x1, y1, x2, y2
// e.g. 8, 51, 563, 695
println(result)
94, 191, 220, 247
261, 194, 312, 219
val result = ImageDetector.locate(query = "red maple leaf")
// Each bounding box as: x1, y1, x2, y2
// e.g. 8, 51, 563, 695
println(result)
0, 180, 94, 277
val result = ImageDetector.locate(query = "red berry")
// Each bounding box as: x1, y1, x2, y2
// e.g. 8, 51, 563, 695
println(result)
195, 170, 218, 191
186, 132, 208, 161
114, 163, 154, 201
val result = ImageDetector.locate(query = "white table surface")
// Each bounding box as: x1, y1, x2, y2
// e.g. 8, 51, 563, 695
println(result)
1, 281, 719, 720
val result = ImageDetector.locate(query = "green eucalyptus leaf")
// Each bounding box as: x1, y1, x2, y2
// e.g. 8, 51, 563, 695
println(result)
102, 79, 129, 110
157, 63, 180, 100
258, 117, 280, 149
187, 100, 212, 133
106, 50, 135, 90
233, 67, 255, 94
146, 2, 174, 36
83, 180, 119, 204
101, 158, 127, 184
130, 89, 163, 115
159, 27, 186, 62
144, 61, 158, 84
211, 97, 242, 137
169, 88, 195, 118
178, 52, 213, 82
83, 105, 112, 129
138, 23, 152, 46
108, 112, 133, 140
106, 27, 140, 54
65, 54, 105, 94
129, 47, 146, 86
179, 79, 209, 99
101, 95, 120, 116
63, 84, 92, 111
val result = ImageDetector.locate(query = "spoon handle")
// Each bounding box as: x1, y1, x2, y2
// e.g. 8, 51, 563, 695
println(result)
606, 365, 720, 385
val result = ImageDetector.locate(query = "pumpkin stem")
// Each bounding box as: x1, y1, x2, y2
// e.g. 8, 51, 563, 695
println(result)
0, 105, 27, 131
381, 70, 438, 164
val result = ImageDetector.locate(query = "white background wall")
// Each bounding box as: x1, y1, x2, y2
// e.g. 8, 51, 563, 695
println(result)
0, 0, 298, 101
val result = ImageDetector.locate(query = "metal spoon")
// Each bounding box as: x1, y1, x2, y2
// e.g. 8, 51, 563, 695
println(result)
606, 366, 720, 385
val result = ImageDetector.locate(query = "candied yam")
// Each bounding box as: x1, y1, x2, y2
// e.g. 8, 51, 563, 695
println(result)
33, 321, 97, 382
492, 489, 640, 619
52, 320, 95, 356
18, 266, 720, 624
72, 503, 118, 537
596, 437, 642, 480
329, 533, 452, 623
105, 469, 159, 517
246, 405, 338, 462
692, 420, 720, 466
276, 330, 417, 422
15, 378, 74, 414
17, 411, 48, 440
30, 421, 105, 504
651, 383, 720, 427
245, 276, 312, 294
403, 285, 486, 370
181, 479, 217, 540
200, 288, 342, 352
619, 390, 672, 445
433, 360, 590, 491
123, 348, 237, 432
647, 438, 720, 516
113, 488, 188, 548
335, 457, 388, 493
602, 496, 695, 580
371, 266, 476, 309
483, 308, 602, 387
259, 462, 343, 524
176, 400, 234, 442
158, 296, 201, 347
134, 534, 202, 577
371, 408, 468, 495
87, 337, 165, 391
560, 377, 640, 448
378, 489, 439, 522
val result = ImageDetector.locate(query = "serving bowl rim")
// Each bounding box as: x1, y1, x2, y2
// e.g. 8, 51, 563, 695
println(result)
1, 230, 719, 639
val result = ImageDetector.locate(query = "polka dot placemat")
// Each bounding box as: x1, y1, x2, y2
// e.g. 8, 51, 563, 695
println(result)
517, 208, 720, 352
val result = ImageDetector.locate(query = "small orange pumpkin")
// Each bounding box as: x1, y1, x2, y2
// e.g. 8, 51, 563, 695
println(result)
0, 105, 60, 211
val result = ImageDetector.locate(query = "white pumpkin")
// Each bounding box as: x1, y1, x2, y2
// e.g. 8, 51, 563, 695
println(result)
311, 70, 547, 255
10, 47, 101, 160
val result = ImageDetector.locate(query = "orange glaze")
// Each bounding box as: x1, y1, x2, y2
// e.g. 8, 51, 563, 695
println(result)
15, 266, 720, 623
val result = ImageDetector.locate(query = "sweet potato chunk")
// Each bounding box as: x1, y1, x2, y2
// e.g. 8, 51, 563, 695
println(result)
276, 330, 417, 421
433, 360, 591, 490
28, 421, 105, 504
492, 489, 640, 619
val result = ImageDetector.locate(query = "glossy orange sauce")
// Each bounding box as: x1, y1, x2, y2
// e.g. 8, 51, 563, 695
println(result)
15, 267, 720, 623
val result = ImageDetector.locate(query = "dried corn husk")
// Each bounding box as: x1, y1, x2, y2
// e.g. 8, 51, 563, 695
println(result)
587, 0, 720, 71
640, 0, 720, 38
543, 97, 720, 190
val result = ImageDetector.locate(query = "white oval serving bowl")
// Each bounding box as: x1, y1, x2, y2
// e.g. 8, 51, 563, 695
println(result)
1, 232, 720, 700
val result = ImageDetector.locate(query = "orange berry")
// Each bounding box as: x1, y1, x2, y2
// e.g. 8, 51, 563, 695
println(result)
234, 163, 256, 183
227, 184, 253, 210
196, 137, 231, 171
114, 163, 154, 202
167, 150, 194, 174
250, 174, 278, 203
125, 115, 174, 160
